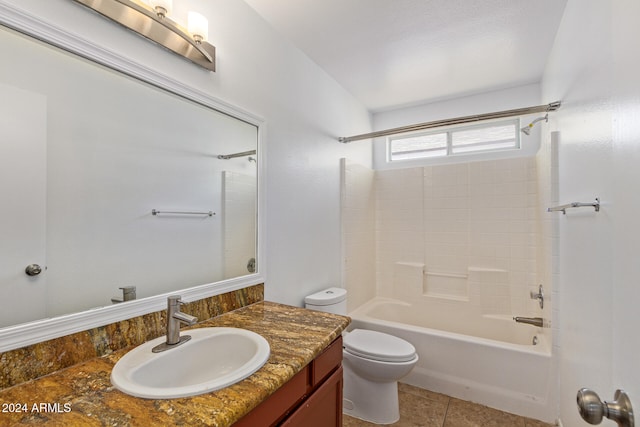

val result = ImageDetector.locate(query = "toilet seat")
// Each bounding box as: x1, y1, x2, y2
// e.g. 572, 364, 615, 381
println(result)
343, 329, 416, 363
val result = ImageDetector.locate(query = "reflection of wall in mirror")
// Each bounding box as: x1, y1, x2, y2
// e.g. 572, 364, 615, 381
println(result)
222, 171, 257, 279
0, 83, 47, 328
0, 26, 258, 326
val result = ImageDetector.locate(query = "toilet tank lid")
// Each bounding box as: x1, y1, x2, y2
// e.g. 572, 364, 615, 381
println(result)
304, 287, 346, 305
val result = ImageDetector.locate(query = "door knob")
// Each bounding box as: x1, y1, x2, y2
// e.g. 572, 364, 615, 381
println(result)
247, 257, 256, 273
577, 388, 634, 427
25, 264, 43, 276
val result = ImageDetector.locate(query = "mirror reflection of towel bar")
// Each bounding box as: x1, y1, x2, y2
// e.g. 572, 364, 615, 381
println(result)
152, 209, 215, 217
547, 198, 600, 214
217, 150, 256, 160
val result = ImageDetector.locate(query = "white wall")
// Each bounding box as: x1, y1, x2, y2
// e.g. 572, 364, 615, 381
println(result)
611, 0, 640, 419
535, 129, 559, 404
0, 84, 47, 327
1, 0, 372, 308
542, 0, 640, 425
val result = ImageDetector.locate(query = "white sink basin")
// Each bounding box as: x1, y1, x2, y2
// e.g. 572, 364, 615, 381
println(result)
111, 327, 270, 399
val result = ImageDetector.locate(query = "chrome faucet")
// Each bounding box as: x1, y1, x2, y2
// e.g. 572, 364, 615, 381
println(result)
152, 295, 198, 353
513, 316, 544, 328
111, 286, 137, 304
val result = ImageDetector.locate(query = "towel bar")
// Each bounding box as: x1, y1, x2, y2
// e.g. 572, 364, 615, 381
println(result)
547, 198, 599, 215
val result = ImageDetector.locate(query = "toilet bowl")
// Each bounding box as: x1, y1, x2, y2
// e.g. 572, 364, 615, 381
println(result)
342, 328, 418, 423
304, 288, 418, 424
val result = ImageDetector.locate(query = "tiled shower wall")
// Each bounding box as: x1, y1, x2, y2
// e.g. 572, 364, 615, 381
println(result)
343, 155, 552, 319
341, 159, 377, 312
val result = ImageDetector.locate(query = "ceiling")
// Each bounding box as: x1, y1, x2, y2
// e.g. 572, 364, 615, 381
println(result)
243, 0, 568, 112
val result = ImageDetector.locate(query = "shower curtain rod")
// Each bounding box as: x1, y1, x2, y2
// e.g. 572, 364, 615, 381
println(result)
337, 101, 561, 143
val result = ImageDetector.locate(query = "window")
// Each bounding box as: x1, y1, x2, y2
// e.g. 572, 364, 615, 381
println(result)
388, 119, 520, 162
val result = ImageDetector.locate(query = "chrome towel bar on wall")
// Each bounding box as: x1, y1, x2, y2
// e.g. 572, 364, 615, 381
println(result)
547, 198, 600, 215
152, 209, 215, 217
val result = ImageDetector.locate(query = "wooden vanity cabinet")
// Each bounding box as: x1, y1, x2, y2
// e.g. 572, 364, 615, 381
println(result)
235, 336, 343, 427
280, 366, 343, 427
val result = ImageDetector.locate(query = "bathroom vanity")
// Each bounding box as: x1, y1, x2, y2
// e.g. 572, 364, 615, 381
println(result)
236, 336, 343, 426
0, 302, 349, 426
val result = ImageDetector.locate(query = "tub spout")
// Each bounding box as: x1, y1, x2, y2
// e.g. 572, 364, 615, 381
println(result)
513, 316, 544, 327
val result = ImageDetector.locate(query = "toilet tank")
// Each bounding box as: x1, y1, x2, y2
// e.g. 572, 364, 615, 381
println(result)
304, 287, 347, 315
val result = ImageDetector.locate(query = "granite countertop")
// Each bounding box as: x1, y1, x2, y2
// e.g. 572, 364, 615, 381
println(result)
0, 301, 350, 426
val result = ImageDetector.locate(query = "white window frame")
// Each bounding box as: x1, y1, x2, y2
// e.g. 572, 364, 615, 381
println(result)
387, 118, 521, 163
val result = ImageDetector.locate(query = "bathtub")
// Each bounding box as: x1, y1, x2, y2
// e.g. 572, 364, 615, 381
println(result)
348, 297, 554, 422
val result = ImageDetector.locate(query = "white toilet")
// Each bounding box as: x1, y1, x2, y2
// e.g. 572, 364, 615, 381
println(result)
304, 287, 418, 424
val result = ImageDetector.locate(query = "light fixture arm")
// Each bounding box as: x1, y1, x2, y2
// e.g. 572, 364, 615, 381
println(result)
72, 0, 216, 72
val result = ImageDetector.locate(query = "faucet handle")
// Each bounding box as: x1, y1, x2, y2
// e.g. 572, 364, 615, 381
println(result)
530, 285, 544, 309
119, 286, 136, 301
168, 295, 184, 306
167, 295, 195, 321
167, 295, 188, 313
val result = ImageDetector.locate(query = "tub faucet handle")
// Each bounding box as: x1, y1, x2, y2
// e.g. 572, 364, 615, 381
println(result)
513, 316, 544, 328
530, 285, 544, 309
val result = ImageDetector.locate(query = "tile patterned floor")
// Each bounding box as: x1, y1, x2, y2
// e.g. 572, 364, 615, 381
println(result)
343, 383, 554, 427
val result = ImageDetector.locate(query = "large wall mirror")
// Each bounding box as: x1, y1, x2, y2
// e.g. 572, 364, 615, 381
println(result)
0, 5, 263, 351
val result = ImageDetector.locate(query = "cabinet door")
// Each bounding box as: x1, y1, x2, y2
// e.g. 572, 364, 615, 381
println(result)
234, 366, 309, 427
280, 366, 343, 427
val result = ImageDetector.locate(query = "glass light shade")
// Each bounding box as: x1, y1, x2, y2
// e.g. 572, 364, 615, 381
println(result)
188, 11, 208, 42
149, 0, 172, 16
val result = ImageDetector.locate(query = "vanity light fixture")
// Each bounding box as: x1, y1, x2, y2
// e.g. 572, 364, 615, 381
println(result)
187, 11, 209, 44
149, 0, 172, 18
72, 0, 216, 71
